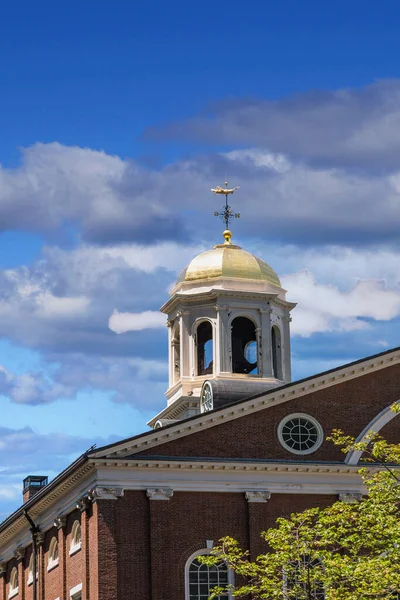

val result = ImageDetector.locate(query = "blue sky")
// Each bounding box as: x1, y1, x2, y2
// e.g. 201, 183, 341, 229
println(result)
2, 0, 400, 517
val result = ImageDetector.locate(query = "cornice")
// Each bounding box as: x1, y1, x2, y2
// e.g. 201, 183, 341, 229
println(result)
94, 349, 400, 460
0, 462, 95, 548
91, 457, 363, 475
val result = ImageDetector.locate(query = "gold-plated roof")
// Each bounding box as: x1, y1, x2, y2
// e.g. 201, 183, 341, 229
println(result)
177, 243, 281, 287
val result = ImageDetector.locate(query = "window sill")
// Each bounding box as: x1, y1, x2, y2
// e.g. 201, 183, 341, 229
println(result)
27, 575, 38, 586
47, 560, 59, 572
69, 544, 81, 557
8, 588, 19, 599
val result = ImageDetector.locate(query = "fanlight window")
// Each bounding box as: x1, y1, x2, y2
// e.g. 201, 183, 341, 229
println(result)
9, 567, 18, 598
231, 317, 258, 375
70, 520, 82, 554
197, 321, 213, 376
48, 537, 59, 570
187, 555, 231, 599
278, 414, 323, 455
285, 556, 325, 599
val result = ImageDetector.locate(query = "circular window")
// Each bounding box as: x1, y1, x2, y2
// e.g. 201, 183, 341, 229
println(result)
200, 381, 213, 413
278, 413, 323, 455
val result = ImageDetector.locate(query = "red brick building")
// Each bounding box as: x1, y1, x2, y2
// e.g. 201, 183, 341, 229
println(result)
0, 233, 399, 600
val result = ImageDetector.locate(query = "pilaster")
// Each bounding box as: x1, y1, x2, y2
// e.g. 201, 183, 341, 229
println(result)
54, 517, 67, 600
36, 533, 45, 600
147, 488, 174, 600
14, 549, 25, 600
0, 563, 6, 600
245, 491, 271, 560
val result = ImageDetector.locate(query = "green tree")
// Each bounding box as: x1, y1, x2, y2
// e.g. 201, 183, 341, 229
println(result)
201, 426, 400, 599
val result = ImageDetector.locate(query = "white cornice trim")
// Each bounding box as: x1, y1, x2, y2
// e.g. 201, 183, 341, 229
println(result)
93, 349, 400, 459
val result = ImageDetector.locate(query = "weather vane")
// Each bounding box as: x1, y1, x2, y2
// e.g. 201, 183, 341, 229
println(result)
211, 181, 240, 244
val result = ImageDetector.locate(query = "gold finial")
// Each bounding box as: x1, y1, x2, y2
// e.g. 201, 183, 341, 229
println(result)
212, 181, 240, 243
223, 229, 232, 245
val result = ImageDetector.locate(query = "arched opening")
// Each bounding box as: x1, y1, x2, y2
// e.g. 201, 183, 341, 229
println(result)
171, 321, 180, 385
48, 537, 59, 570
197, 321, 213, 375
70, 520, 82, 554
272, 325, 283, 380
231, 317, 258, 375
185, 550, 233, 599
284, 556, 325, 599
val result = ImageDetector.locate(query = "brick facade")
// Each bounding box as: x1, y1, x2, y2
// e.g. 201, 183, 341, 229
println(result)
0, 357, 398, 600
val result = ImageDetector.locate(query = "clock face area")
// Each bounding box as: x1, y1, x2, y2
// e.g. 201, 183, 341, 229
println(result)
201, 381, 213, 413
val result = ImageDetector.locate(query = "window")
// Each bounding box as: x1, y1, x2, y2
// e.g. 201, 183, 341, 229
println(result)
196, 321, 213, 375
9, 567, 18, 598
200, 381, 213, 413
272, 325, 283, 380
231, 317, 258, 375
70, 520, 82, 555
48, 537, 59, 571
278, 414, 323, 455
186, 551, 233, 599
70, 583, 82, 600
285, 556, 325, 599
27, 555, 38, 585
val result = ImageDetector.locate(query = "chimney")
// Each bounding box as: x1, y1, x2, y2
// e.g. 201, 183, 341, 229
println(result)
23, 475, 48, 503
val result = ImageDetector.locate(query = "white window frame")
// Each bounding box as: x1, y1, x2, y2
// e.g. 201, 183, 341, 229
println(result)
8, 567, 18, 599
47, 537, 59, 572
69, 583, 82, 600
278, 413, 324, 455
69, 520, 82, 556
185, 548, 234, 600
27, 555, 38, 586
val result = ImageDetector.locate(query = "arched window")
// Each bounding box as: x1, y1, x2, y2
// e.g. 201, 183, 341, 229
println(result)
70, 520, 82, 555
272, 325, 283, 380
171, 321, 181, 384
47, 537, 59, 571
231, 317, 258, 375
9, 567, 18, 598
27, 555, 38, 585
185, 551, 233, 599
285, 556, 325, 599
196, 321, 213, 375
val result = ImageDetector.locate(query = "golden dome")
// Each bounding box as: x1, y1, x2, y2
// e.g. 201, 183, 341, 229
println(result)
177, 243, 281, 287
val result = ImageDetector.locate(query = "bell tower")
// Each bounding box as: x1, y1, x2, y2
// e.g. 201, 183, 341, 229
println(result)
148, 184, 296, 428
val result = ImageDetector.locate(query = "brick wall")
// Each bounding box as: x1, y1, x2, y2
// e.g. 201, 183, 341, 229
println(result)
137, 363, 400, 462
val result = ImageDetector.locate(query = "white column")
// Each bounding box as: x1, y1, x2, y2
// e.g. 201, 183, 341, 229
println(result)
282, 314, 292, 382
216, 304, 231, 374
260, 308, 273, 377
179, 310, 191, 379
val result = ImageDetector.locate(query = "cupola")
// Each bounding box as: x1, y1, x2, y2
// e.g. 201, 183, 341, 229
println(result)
147, 184, 296, 428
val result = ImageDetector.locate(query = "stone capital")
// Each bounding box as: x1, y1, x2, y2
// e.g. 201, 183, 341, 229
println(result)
146, 487, 173, 501
54, 515, 67, 529
90, 486, 124, 501
14, 547, 25, 561
338, 492, 362, 504
0, 562, 6, 576
36, 532, 45, 547
245, 491, 271, 503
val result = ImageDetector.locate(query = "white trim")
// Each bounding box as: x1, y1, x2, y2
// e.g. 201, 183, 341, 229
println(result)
278, 413, 324, 455
47, 558, 59, 572
346, 401, 399, 464
96, 349, 400, 459
69, 583, 82, 598
184, 548, 234, 600
69, 543, 81, 557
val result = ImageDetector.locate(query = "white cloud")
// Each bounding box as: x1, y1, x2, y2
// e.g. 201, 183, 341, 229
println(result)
109, 309, 166, 334
284, 270, 400, 337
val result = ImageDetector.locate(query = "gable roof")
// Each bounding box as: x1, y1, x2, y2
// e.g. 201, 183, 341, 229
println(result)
91, 344, 400, 460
